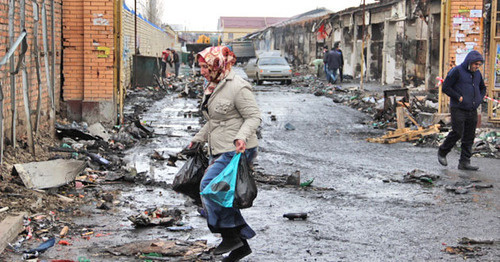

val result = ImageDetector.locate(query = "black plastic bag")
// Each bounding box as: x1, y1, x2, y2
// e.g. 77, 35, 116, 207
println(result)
172, 148, 208, 204
233, 154, 258, 209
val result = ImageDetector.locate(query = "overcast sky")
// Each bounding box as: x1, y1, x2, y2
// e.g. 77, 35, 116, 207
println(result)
124, 0, 378, 31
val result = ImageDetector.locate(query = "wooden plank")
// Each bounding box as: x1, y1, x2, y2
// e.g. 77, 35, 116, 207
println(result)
396, 107, 405, 130
0, 212, 27, 254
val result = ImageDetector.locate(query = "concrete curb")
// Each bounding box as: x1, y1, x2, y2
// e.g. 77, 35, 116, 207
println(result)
0, 212, 26, 254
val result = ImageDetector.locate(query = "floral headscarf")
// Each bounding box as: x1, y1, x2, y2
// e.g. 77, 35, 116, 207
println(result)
197, 46, 236, 94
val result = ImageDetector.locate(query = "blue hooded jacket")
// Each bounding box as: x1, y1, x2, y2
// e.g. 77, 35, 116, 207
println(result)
442, 50, 486, 111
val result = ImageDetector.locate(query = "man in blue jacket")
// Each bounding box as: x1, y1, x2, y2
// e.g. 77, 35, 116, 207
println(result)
438, 50, 486, 170
323, 45, 342, 84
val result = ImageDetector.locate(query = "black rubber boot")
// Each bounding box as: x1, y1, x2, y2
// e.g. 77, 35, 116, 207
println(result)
458, 161, 479, 171
222, 239, 252, 262
213, 229, 243, 255
437, 151, 447, 166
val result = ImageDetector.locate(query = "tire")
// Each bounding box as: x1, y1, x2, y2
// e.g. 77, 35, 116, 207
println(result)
286, 79, 292, 85
256, 74, 263, 85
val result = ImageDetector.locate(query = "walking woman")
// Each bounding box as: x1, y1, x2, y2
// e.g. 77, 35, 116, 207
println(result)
189, 46, 261, 261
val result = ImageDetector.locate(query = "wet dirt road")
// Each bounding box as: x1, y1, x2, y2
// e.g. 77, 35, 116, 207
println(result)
122, 81, 499, 261
17, 77, 498, 261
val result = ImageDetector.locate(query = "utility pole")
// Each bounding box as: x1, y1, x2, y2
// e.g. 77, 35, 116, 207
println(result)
134, 0, 137, 88
360, 0, 365, 91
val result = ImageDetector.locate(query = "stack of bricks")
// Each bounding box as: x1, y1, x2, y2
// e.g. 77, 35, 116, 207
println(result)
63, 0, 115, 123
0, 0, 62, 138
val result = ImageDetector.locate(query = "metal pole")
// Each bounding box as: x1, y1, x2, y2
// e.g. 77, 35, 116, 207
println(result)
42, 0, 55, 125
134, 0, 137, 88
438, 0, 445, 114
360, 0, 365, 91
8, 0, 17, 149
51, 0, 55, 109
20, 0, 34, 154
33, 2, 43, 136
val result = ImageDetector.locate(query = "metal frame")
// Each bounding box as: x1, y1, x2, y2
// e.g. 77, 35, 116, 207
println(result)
488, 0, 500, 123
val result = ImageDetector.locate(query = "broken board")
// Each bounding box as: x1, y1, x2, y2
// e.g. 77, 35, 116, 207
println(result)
14, 159, 86, 189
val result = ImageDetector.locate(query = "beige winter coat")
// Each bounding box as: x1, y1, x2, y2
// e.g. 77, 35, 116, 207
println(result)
192, 70, 261, 155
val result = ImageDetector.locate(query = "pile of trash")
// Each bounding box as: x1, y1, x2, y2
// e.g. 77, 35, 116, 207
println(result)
290, 73, 500, 159
0, 73, 209, 260
413, 128, 500, 158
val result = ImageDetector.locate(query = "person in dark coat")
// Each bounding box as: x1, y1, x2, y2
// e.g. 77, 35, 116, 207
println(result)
334, 42, 344, 82
322, 46, 329, 82
437, 50, 486, 170
323, 46, 342, 84
171, 49, 180, 77
187, 51, 195, 68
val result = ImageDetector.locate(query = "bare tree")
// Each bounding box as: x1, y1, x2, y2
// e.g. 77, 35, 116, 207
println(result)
125, 0, 165, 26
146, 0, 165, 26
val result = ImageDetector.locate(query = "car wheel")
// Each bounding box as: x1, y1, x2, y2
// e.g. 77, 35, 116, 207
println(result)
286, 79, 292, 85
256, 74, 263, 85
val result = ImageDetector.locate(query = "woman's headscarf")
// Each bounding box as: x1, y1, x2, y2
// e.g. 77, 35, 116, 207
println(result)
197, 46, 236, 94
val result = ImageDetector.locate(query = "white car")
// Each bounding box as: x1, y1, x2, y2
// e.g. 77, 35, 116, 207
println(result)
244, 56, 292, 85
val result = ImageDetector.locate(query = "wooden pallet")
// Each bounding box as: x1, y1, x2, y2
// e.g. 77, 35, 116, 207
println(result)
367, 106, 441, 144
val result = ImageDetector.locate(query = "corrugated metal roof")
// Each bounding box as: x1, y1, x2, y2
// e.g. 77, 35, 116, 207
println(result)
219, 17, 289, 29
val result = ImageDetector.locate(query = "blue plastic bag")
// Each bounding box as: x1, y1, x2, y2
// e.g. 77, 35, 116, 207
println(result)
200, 153, 241, 207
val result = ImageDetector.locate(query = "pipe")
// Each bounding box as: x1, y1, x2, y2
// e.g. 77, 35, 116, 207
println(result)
33, 2, 43, 136
42, 0, 55, 124
51, 0, 55, 111
0, 32, 27, 66
19, 0, 34, 154
9, 0, 17, 149
438, 0, 445, 113
360, 0, 365, 91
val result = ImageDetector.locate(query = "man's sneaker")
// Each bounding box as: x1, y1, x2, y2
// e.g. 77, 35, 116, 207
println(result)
437, 151, 447, 166
458, 162, 479, 171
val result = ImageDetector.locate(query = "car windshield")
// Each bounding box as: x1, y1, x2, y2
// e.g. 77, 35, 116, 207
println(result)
258, 57, 288, 66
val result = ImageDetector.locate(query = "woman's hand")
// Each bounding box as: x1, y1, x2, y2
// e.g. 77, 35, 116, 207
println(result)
234, 139, 246, 153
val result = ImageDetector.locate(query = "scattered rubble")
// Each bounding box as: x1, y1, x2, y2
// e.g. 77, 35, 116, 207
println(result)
0, 73, 207, 261
128, 207, 183, 227
290, 73, 499, 159
106, 239, 210, 261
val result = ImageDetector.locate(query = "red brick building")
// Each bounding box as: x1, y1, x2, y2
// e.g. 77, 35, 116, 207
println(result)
62, 0, 116, 124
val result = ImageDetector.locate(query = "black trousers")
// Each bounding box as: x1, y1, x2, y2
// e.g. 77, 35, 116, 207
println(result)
438, 107, 478, 163
160, 61, 166, 78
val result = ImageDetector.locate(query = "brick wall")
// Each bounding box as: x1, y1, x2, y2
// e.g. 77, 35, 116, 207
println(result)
0, 0, 62, 140
122, 4, 176, 88
62, 0, 115, 124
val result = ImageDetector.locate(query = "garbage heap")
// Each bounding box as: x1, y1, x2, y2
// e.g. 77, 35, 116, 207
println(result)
290, 73, 499, 159
0, 73, 208, 260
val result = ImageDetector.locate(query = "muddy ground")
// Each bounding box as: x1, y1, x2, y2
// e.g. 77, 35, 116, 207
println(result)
1, 68, 499, 261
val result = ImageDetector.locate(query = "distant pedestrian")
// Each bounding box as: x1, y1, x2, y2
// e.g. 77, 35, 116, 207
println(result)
160, 50, 168, 78
323, 45, 342, 84
437, 50, 486, 171
166, 48, 173, 68
322, 46, 329, 82
187, 51, 195, 68
171, 49, 180, 77
309, 58, 324, 78
334, 42, 344, 83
